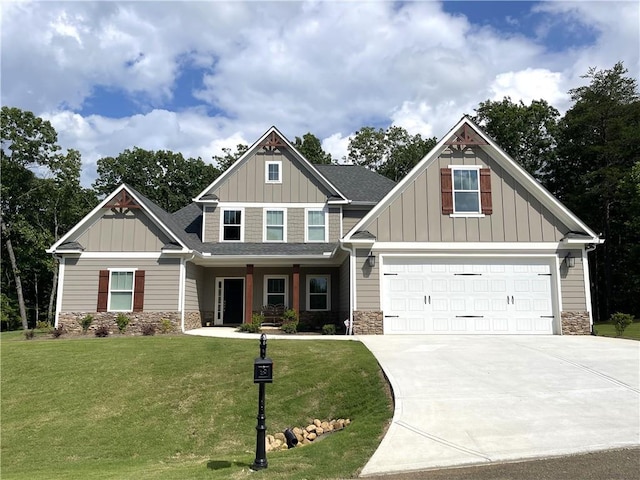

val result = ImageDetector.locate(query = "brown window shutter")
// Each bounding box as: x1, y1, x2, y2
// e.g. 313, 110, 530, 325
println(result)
97, 270, 109, 312
133, 270, 145, 312
480, 168, 492, 215
441, 168, 453, 215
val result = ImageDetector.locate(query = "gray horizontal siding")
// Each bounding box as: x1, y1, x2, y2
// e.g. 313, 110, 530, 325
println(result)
355, 248, 379, 310
61, 257, 180, 312
560, 252, 587, 310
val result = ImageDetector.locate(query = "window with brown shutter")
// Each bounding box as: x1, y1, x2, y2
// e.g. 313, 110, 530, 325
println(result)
480, 168, 492, 215
97, 270, 109, 312
441, 168, 453, 214
133, 270, 145, 312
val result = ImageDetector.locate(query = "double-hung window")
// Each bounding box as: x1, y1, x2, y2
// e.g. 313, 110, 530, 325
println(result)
109, 270, 135, 311
264, 209, 286, 242
265, 161, 282, 183
307, 275, 330, 311
222, 209, 243, 241
306, 208, 327, 242
452, 167, 481, 214
265, 276, 287, 306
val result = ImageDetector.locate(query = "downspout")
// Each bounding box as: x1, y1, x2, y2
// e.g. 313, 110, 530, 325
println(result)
53, 254, 64, 329
338, 242, 355, 335
180, 254, 195, 332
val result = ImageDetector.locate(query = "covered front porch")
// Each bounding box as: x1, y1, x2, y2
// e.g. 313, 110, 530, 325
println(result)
185, 261, 348, 332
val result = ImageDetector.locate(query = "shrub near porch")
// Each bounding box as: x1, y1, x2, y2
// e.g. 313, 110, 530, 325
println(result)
1, 334, 392, 480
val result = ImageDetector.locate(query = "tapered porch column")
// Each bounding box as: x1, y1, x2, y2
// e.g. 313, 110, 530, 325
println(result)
245, 264, 254, 324
293, 264, 300, 314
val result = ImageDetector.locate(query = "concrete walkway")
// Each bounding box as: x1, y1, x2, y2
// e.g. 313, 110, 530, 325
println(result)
186, 328, 639, 477
358, 335, 640, 477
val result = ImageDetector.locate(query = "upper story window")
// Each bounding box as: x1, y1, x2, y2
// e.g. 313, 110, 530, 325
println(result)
441, 166, 492, 216
109, 270, 135, 311
306, 208, 327, 242
265, 161, 282, 184
264, 209, 286, 242
221, 208, 243, 241
452, 167, 481, 213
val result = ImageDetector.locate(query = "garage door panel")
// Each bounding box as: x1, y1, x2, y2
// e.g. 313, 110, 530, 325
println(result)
383, 258, 555, 335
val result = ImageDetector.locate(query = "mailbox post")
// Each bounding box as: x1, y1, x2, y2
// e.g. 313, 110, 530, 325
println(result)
252, 334, 272, 470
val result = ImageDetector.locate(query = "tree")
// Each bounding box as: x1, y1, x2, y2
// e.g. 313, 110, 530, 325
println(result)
212, 144, 249, 172
294, 133, 332, 164
94, 148, 220, 212
347, 126, 436, 181
553, 62, 640, 320
1, 107, 93, 328
472, 98, 560, 185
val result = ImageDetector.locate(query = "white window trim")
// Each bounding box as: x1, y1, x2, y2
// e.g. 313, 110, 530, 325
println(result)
264, 275, 288, 307
107, 268, 137, 312
306, 275, 331, 311
450, 165, 482, 216
305, 207, 328, 243
263, 208, 287, 242
220, 207, 245, 242
265, 160, 282, 184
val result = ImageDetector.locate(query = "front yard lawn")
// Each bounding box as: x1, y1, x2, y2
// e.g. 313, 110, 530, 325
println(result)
593, 322, 640, 340
1, 333, 392, 479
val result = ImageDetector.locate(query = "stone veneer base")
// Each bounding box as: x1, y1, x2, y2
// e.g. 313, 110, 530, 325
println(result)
58, 312, 181, 335
353, 311, 383, 335
561, 311, 591, 335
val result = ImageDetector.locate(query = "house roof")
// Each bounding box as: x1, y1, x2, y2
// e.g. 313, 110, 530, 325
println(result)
344, 116, 600, 242
315, 164, 396, 204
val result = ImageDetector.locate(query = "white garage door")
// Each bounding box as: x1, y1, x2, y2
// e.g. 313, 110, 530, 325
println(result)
382, 258, 555, 334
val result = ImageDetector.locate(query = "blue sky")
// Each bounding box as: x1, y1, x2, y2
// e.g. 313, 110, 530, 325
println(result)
1, 1, 638, 186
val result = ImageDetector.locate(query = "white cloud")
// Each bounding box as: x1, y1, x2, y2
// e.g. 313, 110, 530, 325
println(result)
2, 0, 638, 187
489, 68, 567, 107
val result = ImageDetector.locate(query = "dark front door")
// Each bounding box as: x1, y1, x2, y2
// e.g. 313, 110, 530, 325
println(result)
223, 279, 244, 325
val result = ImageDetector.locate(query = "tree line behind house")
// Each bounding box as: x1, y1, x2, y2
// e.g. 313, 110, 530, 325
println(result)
2, 62, 639, 330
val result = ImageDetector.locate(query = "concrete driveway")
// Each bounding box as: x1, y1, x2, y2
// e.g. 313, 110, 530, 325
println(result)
359, 335, 640, 477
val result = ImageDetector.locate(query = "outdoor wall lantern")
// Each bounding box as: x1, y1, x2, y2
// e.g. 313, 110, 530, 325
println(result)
564, 252, 576, 268
367, 252, 376, 268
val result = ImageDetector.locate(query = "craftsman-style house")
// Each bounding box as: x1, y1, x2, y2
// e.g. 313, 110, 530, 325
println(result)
48, 118, 601, 335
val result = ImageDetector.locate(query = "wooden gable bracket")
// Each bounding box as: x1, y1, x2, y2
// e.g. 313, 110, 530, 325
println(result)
104, 190, 141, 213
444, 124, 488, 150
260, 131, 287, 152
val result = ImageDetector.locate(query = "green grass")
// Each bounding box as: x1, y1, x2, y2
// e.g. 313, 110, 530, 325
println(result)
593, 322, 640, 340
1, 333, 392, 479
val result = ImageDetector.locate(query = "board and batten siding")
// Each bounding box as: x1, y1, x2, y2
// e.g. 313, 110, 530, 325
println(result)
61, 257, 181, 311
204, 206, 341, 243
559, 251, 587, 310
364, 146, 568, 243
207, 150, 331, 203
355, 248, 380, 310
76, 210, 172, 251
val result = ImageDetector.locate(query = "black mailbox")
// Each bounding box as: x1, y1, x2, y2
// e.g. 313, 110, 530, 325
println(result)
254, 357, 273, 383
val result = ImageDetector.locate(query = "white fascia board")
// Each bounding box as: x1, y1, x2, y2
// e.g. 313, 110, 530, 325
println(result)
562, 237, 605, 244
327, 199, 350, 205
161, 249, 194, 255
343, 239, 376, 246
371, 242, 564, 252
217, 202, 326, 208
77, 252, 164, 259
47, 249, 84, 254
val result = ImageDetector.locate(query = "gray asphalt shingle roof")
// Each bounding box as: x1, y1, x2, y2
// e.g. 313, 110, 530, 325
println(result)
315, 164, 396, 203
